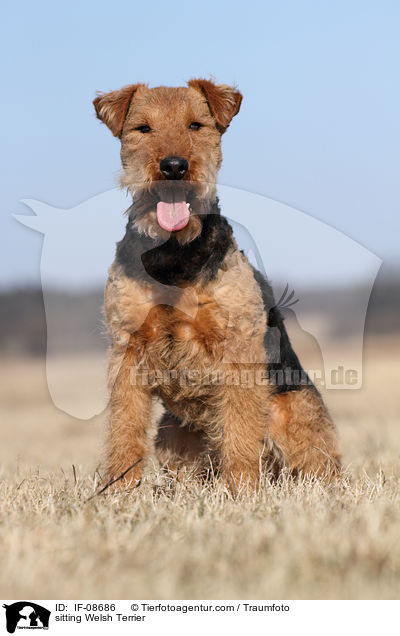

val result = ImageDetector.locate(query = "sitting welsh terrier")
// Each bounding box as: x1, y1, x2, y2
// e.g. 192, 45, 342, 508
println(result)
93, 78, 340, 492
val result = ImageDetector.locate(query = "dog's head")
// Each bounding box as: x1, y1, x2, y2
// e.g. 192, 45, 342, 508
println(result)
93, 79, 242, 243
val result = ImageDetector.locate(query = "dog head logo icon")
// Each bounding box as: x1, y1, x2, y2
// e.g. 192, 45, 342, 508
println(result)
3, 602, 51, 633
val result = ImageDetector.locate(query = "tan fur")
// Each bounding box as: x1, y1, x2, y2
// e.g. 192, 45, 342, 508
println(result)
95, 79, 341, 492
105, 245, 272, 489
94, 84, 145, 138
106, 341, 151, 487
116, 84, 225, 242
187, 79, 242, 131
267, 390, 341, 476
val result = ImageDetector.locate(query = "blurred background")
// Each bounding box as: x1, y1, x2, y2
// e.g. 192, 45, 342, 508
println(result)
0, 0, 399, 472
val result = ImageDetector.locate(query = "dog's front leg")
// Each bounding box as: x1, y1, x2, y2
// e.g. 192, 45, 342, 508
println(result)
106, 341, 152, 490
212, 373, 270, 494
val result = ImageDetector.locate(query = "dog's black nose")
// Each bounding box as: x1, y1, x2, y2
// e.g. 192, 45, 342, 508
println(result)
160, 156, 188, 180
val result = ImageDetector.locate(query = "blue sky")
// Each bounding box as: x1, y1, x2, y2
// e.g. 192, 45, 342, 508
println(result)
1, 0, 399, 287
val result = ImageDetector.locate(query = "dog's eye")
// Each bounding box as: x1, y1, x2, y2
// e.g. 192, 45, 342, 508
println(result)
136, 125, 151, 133
189, 122, 203, 131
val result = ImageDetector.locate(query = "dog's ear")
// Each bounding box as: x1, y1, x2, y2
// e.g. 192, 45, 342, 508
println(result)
188, 78, 242, 132
93, 84, 144, 137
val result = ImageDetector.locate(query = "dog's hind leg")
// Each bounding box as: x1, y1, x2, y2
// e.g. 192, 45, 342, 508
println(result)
267, 388, 341, 477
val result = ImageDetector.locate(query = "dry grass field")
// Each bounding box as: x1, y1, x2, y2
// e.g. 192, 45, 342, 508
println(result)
0, 335, 399, 600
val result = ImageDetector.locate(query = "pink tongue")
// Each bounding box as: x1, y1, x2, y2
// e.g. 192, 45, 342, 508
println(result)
156, 200, 190, 232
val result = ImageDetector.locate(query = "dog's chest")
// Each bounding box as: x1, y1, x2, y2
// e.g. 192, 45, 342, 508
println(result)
106, 250, 268, 369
